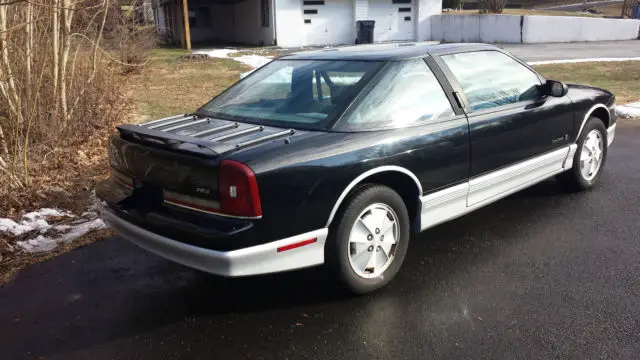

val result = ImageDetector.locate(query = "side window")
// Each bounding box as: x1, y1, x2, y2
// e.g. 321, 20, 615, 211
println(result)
441, 51, 542, 111
340, 60, 455, 130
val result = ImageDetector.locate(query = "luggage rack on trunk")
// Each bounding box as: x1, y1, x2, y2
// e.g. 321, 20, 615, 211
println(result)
117, 114, 296, 156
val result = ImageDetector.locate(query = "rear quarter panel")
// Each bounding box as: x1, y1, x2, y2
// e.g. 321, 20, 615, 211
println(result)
228, 119, 470, 239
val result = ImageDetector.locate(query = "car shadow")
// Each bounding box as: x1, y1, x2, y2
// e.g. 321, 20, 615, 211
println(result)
0, 178, 582, 359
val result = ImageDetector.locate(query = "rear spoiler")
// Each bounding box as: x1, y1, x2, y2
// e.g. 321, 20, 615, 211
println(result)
116, 114, 295, 156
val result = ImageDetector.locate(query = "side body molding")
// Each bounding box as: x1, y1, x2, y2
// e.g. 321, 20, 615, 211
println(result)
419, 146, 573, 232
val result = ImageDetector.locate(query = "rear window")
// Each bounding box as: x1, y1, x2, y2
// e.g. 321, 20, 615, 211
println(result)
198, 60, 383, 130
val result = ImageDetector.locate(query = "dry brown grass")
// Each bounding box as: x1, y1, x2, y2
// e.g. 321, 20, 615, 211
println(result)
593, 3, 624, 17
443, 8, 601, 16
0, 48, 250, 285
125, 48, 251, 123
533, 61, 640, 104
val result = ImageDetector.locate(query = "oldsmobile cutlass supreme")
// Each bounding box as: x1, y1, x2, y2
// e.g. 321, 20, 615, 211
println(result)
97, 43, 616, 294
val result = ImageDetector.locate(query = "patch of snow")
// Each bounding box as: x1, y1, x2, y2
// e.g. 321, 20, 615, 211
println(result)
193, 48, 238, 58
16, 219, 106, 253
234, 54, 272, 68
0, 208, 72, 236
193, 48, 273, 79
617, 102, 640, 119
4, 192, 108, 253
18, 235, 58, 253
528, 57, 640, 66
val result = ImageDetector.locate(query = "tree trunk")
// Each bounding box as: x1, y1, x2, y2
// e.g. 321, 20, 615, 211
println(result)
52, 0, 60, 115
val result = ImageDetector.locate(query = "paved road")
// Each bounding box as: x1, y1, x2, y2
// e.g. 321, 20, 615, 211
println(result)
501, 41, 640, 62
2, 121, 640, 359
277, 41, 640, 63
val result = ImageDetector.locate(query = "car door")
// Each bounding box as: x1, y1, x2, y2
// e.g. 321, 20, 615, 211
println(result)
433, 50, 574, 206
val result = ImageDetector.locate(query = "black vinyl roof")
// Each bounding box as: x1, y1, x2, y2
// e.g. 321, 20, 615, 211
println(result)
280, 42, 500, 61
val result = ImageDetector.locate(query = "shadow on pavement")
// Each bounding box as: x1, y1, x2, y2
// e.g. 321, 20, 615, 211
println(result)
0, 178, 575, 359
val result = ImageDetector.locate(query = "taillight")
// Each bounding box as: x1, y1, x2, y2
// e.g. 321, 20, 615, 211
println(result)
218, 160, 262, 217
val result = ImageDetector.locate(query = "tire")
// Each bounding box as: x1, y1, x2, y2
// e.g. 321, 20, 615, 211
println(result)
557, 116, 608, 192
326, 184, 410, 294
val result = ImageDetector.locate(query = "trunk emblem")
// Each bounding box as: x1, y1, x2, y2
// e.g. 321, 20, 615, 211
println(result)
196, 188, 211, 195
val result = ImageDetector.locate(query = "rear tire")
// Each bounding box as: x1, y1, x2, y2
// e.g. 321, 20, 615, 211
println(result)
557, 116, 607, 192
326, 185, 410, 294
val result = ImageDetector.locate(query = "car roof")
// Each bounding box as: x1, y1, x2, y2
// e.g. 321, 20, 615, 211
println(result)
280, 42, 501, 61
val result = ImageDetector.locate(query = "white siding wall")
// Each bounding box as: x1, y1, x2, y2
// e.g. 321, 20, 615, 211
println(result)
354, 0, 369, 20
275, 0, 304, 47
368, 0, 414, 42
302, 0, 354, 46
415, 0, 441, 41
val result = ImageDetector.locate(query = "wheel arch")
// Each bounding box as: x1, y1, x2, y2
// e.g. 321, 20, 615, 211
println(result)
577, 104, 610, 140
325, 166, 423, 230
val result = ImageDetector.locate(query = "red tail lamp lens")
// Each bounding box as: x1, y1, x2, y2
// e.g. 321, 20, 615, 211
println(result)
219, 160, 262, 217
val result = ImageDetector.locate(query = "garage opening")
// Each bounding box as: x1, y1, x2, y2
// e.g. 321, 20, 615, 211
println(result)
154, 0, 276, 49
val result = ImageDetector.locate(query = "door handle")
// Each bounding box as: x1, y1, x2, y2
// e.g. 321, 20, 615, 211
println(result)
452, 91, 464, 109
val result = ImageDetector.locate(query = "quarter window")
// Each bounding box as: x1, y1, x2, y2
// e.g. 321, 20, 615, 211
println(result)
441, 51, 542, 111
340, 60, 455, 130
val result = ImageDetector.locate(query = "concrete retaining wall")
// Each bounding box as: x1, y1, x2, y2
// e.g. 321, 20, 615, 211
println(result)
430, 14, 640, 44
431, 14, 522, 43
523, 16, 640, 43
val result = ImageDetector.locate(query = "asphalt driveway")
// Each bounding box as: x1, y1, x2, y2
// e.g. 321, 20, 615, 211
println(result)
2, 121, 640, 359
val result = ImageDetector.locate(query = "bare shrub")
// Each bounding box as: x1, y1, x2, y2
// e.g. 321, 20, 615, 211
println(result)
113, 25, 157, 74
479, 0, 507, 13
0, 0, 131, 211
105, 1, 157, 74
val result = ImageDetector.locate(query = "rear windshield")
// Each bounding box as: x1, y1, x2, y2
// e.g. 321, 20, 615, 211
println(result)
197, 59, 384, 130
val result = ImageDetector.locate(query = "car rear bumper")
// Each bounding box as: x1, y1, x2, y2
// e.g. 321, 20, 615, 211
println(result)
101, 208, 328, 276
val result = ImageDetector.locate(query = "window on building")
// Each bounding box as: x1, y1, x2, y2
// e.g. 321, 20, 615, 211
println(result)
198, 7, 211, 28
188, 10, 196, 28
338, 60, 455, 130
261, 0, 270, 27
441, 51, 543, 111
187, 7, 211, 29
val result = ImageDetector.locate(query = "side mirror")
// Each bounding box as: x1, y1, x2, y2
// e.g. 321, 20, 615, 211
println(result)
544, 80, 568, 97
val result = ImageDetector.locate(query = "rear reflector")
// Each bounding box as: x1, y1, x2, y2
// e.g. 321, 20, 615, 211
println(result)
277, 238, 317, 252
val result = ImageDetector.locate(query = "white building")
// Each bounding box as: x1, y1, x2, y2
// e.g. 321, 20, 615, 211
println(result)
153, 0, 442, 48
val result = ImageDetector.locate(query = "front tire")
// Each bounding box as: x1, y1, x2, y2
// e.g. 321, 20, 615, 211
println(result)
326, 185, 410, 294
557, 116, 607, 192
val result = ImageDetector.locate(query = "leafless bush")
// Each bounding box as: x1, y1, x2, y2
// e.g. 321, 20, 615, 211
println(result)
479, 0, 507, 13
0, 0, 132, 206
113, 25, 157, 74
101, 0, 157, 74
